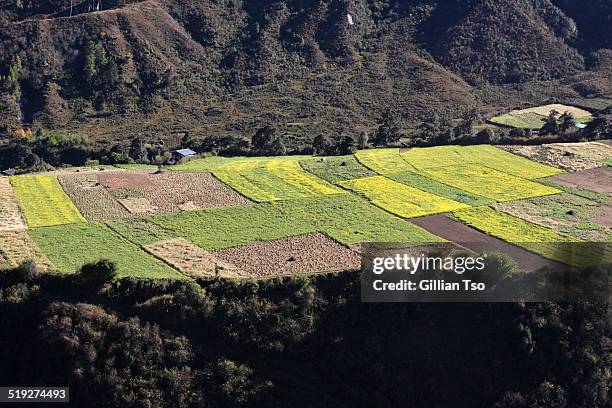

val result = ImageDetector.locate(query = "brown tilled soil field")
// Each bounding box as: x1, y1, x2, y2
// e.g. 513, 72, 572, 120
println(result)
0, 178, 26, 231
110, 171, 252, 214
144, 238, 247, 279
213, 233, 362, 277
501, 145, 600, 172
59, 173, 131, 221
409, 215, 564, 272
0, 231, 52, 271
548, 167, 612, 194
99, 172, 154, 190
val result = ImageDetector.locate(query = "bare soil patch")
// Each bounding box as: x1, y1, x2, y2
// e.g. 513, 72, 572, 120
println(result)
409, 215, 563, 272
213, 233, 361, 277
145, 238, 246, 279
0, 178, 26, 231
59, 173, 131, 221
592, 204, 612, 228
501, 145, 599, 172
111, 171, 251, 214
99, 172, 154, 190
548, 167, 612, 194
0, 231, 52, 271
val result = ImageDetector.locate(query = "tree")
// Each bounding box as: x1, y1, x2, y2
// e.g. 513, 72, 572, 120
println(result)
251, 126, 277, 152
371, 111, 402, 147
337, 136, 357, 155
270, 138, 287, 156
559, 112, 575, 133
129, 136, 148, 163
79, 259, 117, 285
181, 132, 193, 148
357, 131, 368, 149
474, 128, 497, 144
312, 135, 333, 155
540, 109, 560, 135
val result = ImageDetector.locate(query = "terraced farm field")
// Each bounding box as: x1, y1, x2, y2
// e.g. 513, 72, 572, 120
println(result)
339, 176, 469, 218
11, 175, 86, 228
423, 164, 561, 202
29, 223, 185, 279
490, 104, 593, 129
3, 142, 609, 279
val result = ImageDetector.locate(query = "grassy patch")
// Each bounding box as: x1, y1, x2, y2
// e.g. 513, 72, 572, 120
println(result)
152, 195, 443, 250
106, 218, 179, 246
113, 163, 160, 170
29, 223, 185, 279
423, 164, 561, 202
300, 156, 376, 182
494, 193, 612, 242
10, 175, 86, 228
387, 171, 493, 205
339, 176, 469, 218
401, 145, 562, 179
452, 206, 606, 267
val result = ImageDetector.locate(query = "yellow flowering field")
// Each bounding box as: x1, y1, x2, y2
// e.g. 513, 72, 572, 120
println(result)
423, 164, 561, 202
452, 206, 608, 267
339, 176, 470, 218
355, 149, 417, 175
210, 158, 344, 202
401, 145, 562, 179
10, 175, 85, 228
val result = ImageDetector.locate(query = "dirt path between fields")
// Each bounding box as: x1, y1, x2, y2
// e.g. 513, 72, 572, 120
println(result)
408, 215, 564, 272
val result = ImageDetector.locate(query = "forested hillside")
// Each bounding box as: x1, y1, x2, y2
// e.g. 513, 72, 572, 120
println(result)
0, 0, 610, 144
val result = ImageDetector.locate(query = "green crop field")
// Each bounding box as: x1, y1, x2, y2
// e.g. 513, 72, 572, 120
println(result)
339, 176, 469, 218
300, 156, 376, 182
423, 164, 561, 202
10, 175, 86, 228
152, 195, 442, 250
401, 145, 562, 179
452, 206, 608, 268
489, 104, 593, 129
29, 223, 185, 279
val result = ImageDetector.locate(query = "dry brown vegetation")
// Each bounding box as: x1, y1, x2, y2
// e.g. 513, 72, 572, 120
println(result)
0, 231, 52, 271
0, 177, 26, 231
144, 238, 247, 279
213, 233, 361, 277
501, 145, 601, 172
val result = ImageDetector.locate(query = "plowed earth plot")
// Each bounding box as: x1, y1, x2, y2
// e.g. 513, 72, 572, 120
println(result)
144, 238, 247, 279
10, 175, 86, 228
423, 164, 561, 202
110, 171, 252, 214
339, 176, 469, 218
0, 231, 52, 271
59, 173, 131, 221
0, 178, 26, 231
214, 233, 361, 277
547, 167, 612, 194
29, 223, 184, 279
